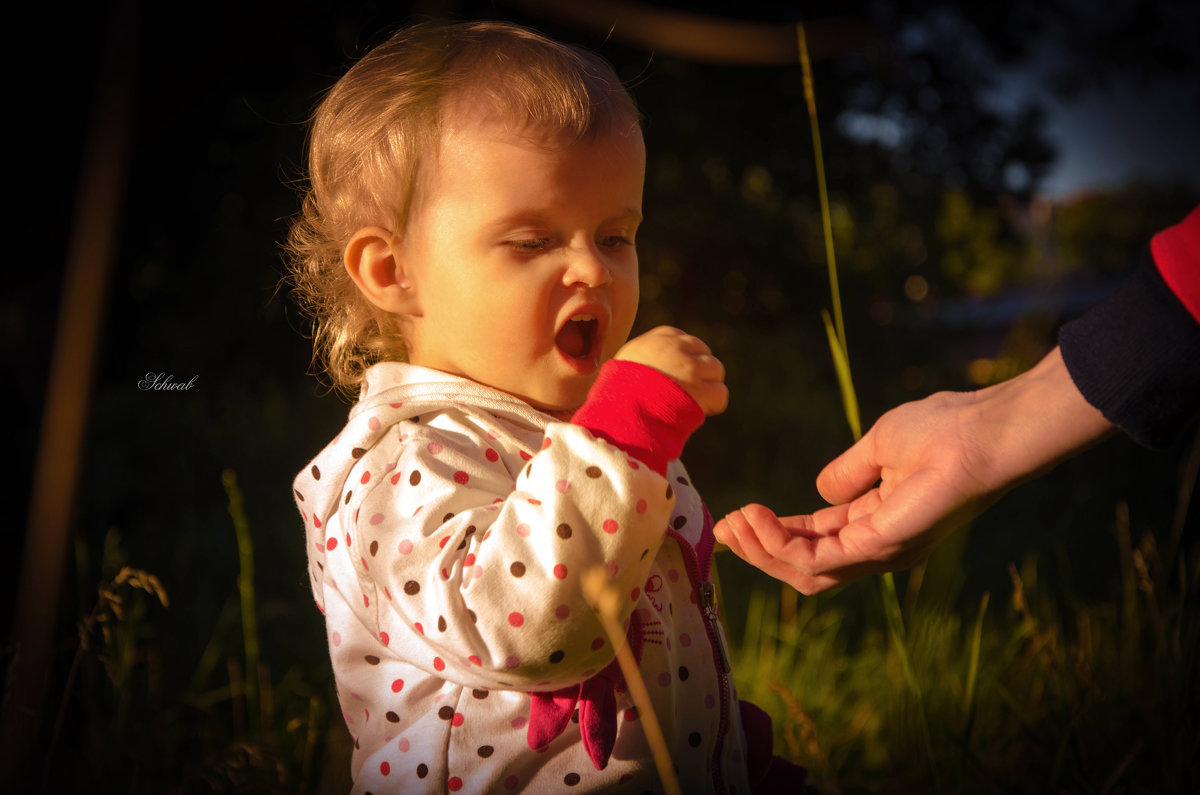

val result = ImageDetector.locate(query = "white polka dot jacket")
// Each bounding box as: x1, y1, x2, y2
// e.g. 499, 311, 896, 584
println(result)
293, 360, 771, 793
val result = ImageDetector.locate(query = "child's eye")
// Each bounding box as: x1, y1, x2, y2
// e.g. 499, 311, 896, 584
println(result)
508, 238, 552, 252
599, 235, 634, 249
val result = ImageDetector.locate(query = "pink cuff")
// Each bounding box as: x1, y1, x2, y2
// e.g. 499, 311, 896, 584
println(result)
570, 359, 705, 476
1151, 205, 1200, 323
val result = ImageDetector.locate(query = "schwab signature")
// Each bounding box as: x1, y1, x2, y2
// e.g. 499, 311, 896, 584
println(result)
138, 372, 198, 391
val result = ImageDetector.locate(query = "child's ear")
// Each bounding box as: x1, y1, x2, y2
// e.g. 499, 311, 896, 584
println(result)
344, 226, 420, 316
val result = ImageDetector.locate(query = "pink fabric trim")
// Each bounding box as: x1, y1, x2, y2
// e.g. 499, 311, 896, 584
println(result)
1151, 205, 1200, 323
570, 359, 704, 476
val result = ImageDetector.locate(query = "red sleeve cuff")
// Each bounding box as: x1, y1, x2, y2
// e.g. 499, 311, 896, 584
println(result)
570, 359, 705, 476
1150, 205, 1200, 323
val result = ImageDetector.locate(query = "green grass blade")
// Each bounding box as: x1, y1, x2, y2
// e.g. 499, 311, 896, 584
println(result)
821, 310, 862, 441
222, 468, 260, 737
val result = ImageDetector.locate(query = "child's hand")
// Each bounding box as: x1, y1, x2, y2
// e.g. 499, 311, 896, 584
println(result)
615, 326, 729, 416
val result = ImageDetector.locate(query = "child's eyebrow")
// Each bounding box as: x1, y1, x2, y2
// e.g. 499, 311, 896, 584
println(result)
484, 207, 644, 231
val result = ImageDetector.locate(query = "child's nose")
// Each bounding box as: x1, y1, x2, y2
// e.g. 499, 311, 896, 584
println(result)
562, 246, 612, 288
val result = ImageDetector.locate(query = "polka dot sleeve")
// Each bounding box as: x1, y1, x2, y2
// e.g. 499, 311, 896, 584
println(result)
334, 399, 681, 692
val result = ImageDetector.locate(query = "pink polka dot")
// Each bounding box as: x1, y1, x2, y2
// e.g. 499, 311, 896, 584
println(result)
384, 587, 392, 600
602, 519, 619, 534
668, 569, 680, 582
391, 472, 403, 485
628, 459, 640, 470
508, 612, 524, 627
448, 776, 463, 791
486, 448, 499, 462
380, 761, 390, 776
427, 442, 443, 454
452, 712, 464, 727
620, 773, 633, 783
314, 514, 322, 528
527, 498, 542, 506
658, 671, 671, 686
391, 678, 404, 693
380, 632, 390, 646
636, 499, 647, 514
415, 623, 424, 635
464, 553, 476, 566
468, 655, 482, 666
516, 523, 531, 537
604, 561, 619, 577
360, 471, 371, 484
505, 655, 520, 669
505, 774, 521, 789
331, 631, 342, 647
398, 539, 413, 554
705, 693, 716, 708
542, 438, 552, 450
440, 537, 450, 549
345, 533, 352, 547
555, 479, 570, 494
630, 587, 641, 601
368, 416, 381, 430
553, 564, 568, 579
454, 470, 470, 485
398, 737, 410, 751
555, 604, 570, 619
473, 567, 483, 579
680, 633, 692, 647
624, 707, 639, 722
325, 536, 337, 551
591, 637, 605, 651
510, 716, 527, 730
363, 594, 370, 607
433, 657, 445, 671
370, 513, 384, 525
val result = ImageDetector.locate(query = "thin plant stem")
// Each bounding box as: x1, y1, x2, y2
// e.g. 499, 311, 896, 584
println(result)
223, 469, 260, 737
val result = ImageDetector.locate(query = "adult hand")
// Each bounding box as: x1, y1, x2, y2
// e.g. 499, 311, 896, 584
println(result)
714, 347, 1115, 594
615, 326, 729, 416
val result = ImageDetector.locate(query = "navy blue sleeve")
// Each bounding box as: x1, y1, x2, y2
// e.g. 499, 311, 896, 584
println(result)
1058, 247, 1200, 448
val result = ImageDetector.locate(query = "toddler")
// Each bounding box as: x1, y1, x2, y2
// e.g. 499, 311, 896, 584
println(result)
288, 20, 801, 794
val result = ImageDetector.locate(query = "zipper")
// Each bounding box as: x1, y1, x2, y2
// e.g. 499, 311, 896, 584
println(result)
669, 528, 730, 794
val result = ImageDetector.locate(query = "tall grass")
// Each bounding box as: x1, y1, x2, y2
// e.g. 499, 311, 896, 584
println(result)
728, 491, 1199, 793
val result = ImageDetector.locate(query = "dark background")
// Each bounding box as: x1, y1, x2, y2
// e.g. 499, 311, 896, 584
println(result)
5, 0, 1198, 791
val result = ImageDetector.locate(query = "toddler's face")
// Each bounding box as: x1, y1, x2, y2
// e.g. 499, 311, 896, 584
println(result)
397, 114, 645, 414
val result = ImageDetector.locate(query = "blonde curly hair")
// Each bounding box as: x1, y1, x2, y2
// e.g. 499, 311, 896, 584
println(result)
286, 20, 639, 395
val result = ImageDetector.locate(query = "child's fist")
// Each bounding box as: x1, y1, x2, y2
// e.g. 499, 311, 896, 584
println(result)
615, 326, 729, 416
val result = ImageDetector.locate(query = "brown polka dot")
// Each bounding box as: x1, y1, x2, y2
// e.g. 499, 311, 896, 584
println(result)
365, 655, 380, 665
676, 475, 690, 485
310, 465, 321, 480
549, 650, 565, 664
294, 489, 305, 501
472, 689, 489, 699
443, 512, 455, 522
673, 515, 687, 529
564, 772, 581, 786
409, 470, 421, 486
467, 610, 477, 623
465, 526, 476, 537
344, 490, 353, 504
666, 484, 674, 499
456, 538, 467, 550
437, 616, 447, 632
571, 709, 580, 724
688, 732, 702, 747
438, 706, 454, 720
351, 447, 366, 459
369, 540, 379, 556
510, 562, 526, 577
556, 523, 572, 539
585, 466, 602, 478
678, 666, 690, 681
478, 745, 494, 758
404, 580, 420, 595
386, 711, 400, 723
417, 763, 428, 778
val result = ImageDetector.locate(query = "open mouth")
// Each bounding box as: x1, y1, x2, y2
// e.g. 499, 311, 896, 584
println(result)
555, 314, 599, 362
